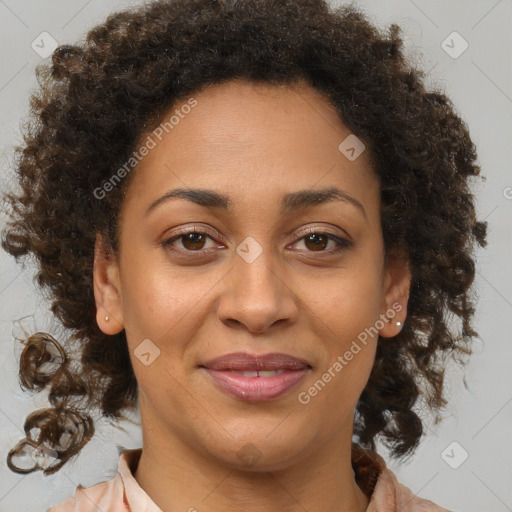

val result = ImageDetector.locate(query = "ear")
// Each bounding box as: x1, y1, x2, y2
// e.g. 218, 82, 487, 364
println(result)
378, 252, 411, 339
93, 233, 124, 335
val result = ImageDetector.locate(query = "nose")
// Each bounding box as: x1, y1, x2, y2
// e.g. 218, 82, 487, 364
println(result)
216, 245, 299, 334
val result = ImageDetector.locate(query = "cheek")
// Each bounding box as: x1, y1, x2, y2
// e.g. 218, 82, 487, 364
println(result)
300, 266, 382, 405
119, 264, 220, 387
306, 264, 383, 336
119, 255, 200, 342
302, 307, 378, 428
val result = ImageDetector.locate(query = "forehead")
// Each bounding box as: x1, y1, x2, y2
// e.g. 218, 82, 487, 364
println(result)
123, 78, 378, 214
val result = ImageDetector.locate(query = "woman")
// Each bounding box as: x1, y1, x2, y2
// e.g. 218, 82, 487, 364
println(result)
2, 0, 487, 510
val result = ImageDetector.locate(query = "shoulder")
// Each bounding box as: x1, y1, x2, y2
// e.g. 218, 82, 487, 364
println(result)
47, 448, 162, 512
46, 477, 126, 512
351, 444, 451, 512
369, 467, 451, 511
46, 449, 139, 512
46, 496, 75, 512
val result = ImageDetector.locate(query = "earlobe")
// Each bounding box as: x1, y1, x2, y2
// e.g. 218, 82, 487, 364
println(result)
93, 233, 124, 335
379, 254, 411, 339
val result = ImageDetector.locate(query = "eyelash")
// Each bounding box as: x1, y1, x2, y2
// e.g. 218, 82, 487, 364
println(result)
161, 226, 352, 256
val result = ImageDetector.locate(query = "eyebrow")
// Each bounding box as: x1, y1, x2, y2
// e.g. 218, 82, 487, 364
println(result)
145, 186, 367, 220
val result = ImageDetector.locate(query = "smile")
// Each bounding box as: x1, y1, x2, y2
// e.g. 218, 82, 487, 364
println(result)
201, 367, 310, 401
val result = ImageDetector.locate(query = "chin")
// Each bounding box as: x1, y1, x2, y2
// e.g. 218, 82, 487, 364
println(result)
202, 421, 315, 472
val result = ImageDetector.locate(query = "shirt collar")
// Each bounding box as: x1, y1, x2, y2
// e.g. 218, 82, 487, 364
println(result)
115, 444, 388, 510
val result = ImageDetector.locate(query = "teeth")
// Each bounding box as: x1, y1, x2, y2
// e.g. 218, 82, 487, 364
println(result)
258, 370, 285, 377
233, 370, 286, 377
241, 371, 259, 377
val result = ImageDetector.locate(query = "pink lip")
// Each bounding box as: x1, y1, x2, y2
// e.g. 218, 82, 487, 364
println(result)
200, 352, 312, 401
202, 368, 310, 401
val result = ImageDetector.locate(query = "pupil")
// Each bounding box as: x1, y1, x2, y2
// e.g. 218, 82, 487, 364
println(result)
307, 234, 326, 251
185, 233, 204, 249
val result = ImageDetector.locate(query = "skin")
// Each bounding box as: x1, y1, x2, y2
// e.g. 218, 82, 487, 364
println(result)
93, 78, 411, 512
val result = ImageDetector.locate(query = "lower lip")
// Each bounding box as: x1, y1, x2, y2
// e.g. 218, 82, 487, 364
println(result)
202, 368, 310, 401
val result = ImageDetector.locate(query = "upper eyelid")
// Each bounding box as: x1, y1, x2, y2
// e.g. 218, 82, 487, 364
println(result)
163, 225, 351, 247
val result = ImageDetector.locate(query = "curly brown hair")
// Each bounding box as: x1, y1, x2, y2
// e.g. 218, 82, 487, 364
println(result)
2, 0, 487, 476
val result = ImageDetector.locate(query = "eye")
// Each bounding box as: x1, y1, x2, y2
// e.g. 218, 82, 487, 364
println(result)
290, 228, 352, 253
162, 226, 352, 256
162, 229, 219, 252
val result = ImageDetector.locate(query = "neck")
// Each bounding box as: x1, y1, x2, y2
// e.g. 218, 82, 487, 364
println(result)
133, 418, 369, 512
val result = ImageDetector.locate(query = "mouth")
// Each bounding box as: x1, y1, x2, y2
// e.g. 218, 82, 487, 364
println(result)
199, 352, 312, 402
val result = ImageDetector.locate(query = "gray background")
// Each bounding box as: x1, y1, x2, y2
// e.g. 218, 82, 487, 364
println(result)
0, 1, 511, 511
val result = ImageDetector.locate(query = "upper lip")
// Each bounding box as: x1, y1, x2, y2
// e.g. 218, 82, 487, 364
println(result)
200, 352, 312, 371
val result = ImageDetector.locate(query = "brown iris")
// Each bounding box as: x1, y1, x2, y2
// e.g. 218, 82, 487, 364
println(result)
181, 232, 207, 250
303, 233, 328, 251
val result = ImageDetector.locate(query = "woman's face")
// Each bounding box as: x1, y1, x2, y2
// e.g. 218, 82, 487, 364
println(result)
94, 78, 410, 470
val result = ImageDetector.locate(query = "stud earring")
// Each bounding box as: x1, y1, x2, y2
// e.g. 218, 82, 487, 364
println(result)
396, 321, 402, 328
105, 316, 109, 322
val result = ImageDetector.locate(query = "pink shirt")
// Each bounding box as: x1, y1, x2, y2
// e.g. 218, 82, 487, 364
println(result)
47, 445, 450, 511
